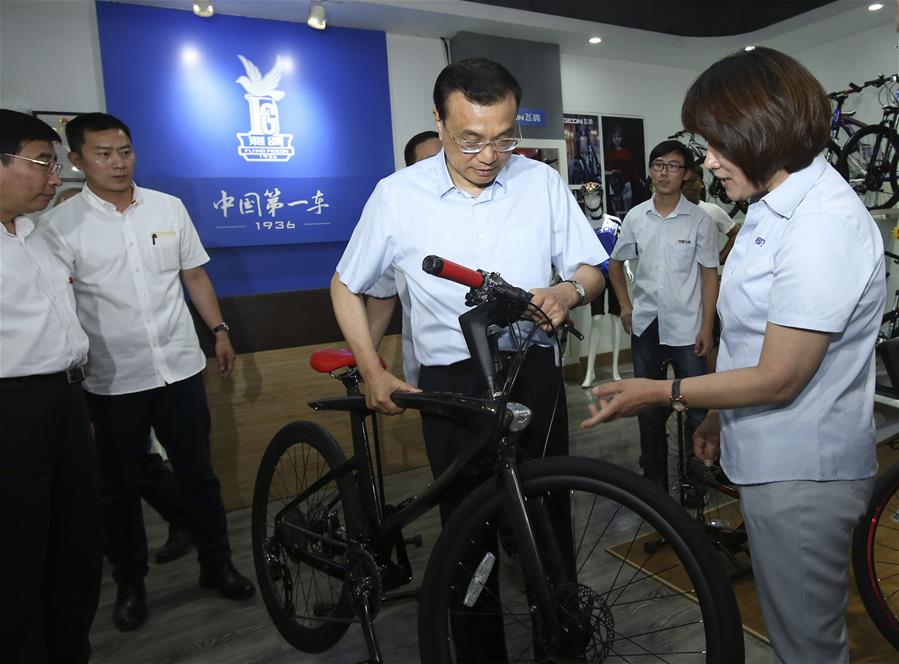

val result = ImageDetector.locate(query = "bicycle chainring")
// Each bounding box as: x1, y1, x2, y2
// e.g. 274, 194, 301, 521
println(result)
347, 547, 382, 619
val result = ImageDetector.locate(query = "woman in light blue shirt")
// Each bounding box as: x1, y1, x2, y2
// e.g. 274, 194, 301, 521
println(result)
583, 47, 884, 663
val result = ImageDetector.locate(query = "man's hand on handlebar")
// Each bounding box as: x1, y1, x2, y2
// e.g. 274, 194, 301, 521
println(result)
527, 283, 577, 332
363, 365, 420, 415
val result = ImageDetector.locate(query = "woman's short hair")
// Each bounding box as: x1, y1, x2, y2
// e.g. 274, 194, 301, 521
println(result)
681, 47, 830, 187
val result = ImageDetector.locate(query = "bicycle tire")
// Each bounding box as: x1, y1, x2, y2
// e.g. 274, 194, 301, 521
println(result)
251, 421, 362, 653
836, 125, 899, 211
418, 456, 745, 663
852, 461, 899, 650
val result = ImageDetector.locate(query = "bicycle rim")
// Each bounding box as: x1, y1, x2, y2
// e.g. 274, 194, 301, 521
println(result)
853, 463, 899, 649
251, 421, 358, 653
419, 457, 744, 663
839, 127, 899, 210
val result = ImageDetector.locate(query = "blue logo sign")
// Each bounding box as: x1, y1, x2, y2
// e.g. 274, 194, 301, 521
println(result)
516, 107, 547, 127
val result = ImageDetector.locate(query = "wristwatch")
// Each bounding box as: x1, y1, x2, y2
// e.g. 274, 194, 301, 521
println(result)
562, 279, 586, 307
670, 379, 688, 412
212, 322, 230, 334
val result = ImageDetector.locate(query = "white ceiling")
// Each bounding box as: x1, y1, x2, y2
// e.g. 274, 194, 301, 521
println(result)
113, 0, 893, 71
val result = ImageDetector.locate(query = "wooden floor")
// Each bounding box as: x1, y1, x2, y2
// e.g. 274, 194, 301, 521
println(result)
87, 364, 896, 663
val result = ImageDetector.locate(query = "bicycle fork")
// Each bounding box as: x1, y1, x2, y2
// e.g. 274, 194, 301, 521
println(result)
495, 444, 569, 653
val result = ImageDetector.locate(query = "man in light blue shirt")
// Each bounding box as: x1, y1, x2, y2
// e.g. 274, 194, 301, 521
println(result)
331, 58, 606, 661
609, 139, 719, 486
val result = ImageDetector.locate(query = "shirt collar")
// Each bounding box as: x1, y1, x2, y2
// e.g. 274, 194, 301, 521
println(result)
433, 149, 509, 200
650, 193, 692, 219
82, 181, 141, 213
760, 155, 826, 219
5, 215, 35, 239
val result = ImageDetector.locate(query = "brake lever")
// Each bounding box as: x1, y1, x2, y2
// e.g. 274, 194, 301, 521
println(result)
561, 319, 584, 340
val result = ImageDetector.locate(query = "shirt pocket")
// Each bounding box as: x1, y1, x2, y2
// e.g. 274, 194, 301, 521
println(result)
150, 232, 180, 273
671, 240, 696, 272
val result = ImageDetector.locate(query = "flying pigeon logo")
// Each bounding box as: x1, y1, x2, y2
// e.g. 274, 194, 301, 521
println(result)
235, 55, 295, 162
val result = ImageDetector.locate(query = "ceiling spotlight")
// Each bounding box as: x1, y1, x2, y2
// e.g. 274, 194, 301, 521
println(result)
307, 1, 327, 30
867, 3, 884, 10
192, 1, 214, 18
588, 36, 602, 45
744, 45, 756, 51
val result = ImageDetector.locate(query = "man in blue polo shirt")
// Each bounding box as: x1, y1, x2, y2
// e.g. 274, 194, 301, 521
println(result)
608, 139, 719, 486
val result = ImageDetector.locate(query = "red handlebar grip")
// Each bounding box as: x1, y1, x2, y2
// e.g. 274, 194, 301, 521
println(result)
422, 255, 484, 289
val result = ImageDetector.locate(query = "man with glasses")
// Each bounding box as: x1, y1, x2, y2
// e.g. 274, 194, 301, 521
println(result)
608, 139, 719, 486
0, 109, 102, 663
41, 112, 254, 633
331, 58, 606, 660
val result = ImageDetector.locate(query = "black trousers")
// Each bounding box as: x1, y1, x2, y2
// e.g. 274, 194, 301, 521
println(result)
419, 346, 570, 663
0, 375, 102, 664
631, 319, 708, 486
141, 452, 187, 530
85, 371, 230, 584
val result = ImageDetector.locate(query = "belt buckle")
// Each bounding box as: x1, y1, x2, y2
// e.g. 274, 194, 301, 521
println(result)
65, 366, 86, 383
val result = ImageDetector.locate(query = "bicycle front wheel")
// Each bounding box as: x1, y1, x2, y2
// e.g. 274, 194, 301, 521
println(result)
836, 126, 899, 211
418, 457, 744, 663
251, 421, 362, 653
852, 461, 899, 649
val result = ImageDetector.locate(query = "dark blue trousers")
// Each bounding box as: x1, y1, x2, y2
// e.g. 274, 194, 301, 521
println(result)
85, 371, 230, 584
631, 318, 707, 485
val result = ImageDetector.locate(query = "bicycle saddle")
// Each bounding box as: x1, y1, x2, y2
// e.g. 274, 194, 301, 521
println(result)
309, 348, 386, 374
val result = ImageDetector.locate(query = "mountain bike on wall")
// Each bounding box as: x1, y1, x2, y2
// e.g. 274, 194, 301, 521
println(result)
836, 74, 899, 211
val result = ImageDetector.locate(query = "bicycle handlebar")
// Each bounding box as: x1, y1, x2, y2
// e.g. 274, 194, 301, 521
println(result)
422, 255, 485, 289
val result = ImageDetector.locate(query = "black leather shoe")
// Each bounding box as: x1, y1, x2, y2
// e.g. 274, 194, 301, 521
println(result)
154, 526, 192, 564
199, 560, 255, 600
113, 579, 147, 631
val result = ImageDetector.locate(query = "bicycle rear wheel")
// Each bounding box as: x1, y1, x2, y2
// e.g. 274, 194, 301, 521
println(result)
418, 457, 745, 663
836, 126, 899, 211
251, 421, 362, 653
852, 461, 899, 649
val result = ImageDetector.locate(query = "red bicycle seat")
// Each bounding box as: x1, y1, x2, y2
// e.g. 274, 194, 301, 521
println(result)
309, 348, 387, 374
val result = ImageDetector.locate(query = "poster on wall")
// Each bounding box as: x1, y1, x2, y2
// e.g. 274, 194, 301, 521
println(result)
563, 113, 602, 188
32, 111, 85, 183
601, 115, 648, 219
95, 1, 393, 249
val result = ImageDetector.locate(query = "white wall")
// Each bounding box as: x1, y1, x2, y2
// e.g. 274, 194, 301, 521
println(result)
385, 33, 447, 169
0, 0, 105, 112
794, 22, 898, 126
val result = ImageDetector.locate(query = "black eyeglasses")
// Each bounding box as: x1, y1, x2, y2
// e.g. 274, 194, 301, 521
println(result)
2, 152, 63, 176
650, 160, 686, 174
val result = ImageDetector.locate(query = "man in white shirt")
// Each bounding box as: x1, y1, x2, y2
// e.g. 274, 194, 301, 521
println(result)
0, 110, 102, 664
609, 140, 719, 486
41, 113, 254, 633
682, 165, 740, 265
331, 59, 606, 660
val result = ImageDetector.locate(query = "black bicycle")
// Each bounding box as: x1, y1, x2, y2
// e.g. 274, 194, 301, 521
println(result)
836, 74, 899, 211
251, 256, 744, 662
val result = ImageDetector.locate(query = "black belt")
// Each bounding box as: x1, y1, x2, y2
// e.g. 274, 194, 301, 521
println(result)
0, 366, 86, 385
